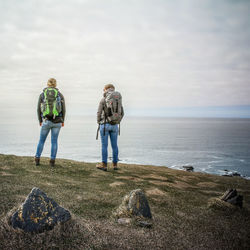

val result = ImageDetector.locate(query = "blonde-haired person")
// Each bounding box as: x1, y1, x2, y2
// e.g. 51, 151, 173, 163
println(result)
96, 83, 124, 171
35, 78, 66, 167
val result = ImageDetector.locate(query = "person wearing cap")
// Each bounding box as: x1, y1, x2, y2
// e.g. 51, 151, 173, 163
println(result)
35, 78, 66, 166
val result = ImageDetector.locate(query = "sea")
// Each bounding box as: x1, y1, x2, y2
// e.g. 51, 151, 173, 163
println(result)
0, 116, 250, 178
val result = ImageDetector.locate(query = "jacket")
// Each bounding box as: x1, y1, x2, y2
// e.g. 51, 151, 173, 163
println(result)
37, 88, 66, 123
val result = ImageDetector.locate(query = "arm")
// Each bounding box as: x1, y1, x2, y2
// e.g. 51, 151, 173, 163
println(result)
97, 98, 104, 124
60, 92, 66, 122
37, 94, 42, 124
121, 105, 124, 119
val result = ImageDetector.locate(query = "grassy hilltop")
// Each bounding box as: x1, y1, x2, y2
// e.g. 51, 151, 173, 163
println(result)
0, 154, 250, 249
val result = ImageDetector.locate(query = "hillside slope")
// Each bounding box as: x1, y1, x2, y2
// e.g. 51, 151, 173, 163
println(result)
0, 154, 250, 249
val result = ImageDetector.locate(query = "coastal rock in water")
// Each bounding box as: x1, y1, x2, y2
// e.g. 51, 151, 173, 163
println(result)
222, 170, 241, 177
114, 189, 152, 219
221, 189, 243, 208
183, 166, 194, 172
232, 172, 241, 177
11, 187, 71, 233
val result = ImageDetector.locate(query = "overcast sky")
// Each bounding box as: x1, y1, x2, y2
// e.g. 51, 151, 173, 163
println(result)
0, 0, 250, 118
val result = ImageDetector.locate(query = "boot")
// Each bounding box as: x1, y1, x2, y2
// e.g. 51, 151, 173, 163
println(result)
50, 159, 55, 167
35, 157, 40, 166
96, 162, 107, 171
113, 162, 118, 170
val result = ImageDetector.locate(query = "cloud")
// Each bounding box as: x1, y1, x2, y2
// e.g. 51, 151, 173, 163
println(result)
0, 0, 250, 117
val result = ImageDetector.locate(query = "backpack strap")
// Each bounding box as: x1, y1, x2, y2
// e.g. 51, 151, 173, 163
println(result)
96, 124, 100, 140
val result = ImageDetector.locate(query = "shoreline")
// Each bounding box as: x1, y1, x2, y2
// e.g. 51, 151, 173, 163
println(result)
1, 153, 249, 181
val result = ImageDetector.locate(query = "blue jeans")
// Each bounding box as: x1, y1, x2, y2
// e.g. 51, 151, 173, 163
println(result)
100, 123, 119, 164
35, 120, 62, 160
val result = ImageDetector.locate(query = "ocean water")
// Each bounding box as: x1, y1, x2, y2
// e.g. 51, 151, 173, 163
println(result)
0, 116, 250, 178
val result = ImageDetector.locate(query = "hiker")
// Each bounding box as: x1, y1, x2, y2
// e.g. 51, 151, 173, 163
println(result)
35, 78, 66, 166
96, 84, 124, 171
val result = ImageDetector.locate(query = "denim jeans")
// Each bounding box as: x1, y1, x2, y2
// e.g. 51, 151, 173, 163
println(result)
100, 123, 119, 164
35, 120, 62, 160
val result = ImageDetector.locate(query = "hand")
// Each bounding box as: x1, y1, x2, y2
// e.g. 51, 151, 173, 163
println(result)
62, 123, 64, 127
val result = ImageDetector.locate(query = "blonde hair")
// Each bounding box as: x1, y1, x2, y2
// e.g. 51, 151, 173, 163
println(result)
104, 83, 115, 90
47, 78, 57, 88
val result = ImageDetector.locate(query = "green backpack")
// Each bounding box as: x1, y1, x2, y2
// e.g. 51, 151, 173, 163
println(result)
40, 88, 62, 119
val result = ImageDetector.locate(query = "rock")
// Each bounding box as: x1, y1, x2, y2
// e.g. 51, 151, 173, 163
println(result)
183, 166, 194, 172
222, 170, 241, 177
221, 189, 237, 201
220, 189, 243, 208
128, 189, 152, 218
117, 218, 132, 225
114, 189, 152, 220
136, 220, 152, 228
11, 187, 71, 233
208, 198, 237, 211
227, 195, 243, 208
232, 172, 241, 177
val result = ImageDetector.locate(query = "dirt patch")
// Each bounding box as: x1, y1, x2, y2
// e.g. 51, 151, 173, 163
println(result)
76, 195, 83, 201
115, 176, 143, 182
143, 174, 168, 181
196, 182, 218, 188
15, 195, 27, 201
109, 181, 125, 187
149, 180, 169, 186
178, 175, 200, 182
170, 181, 196, 189
90, 172, 102, 177
65, 179, 82, 185
146, 188, 166, 196
201, 190, 222, 195
0, 171, 13, 176
28, 170, 42, 173
45, 182, 55, 186
0, 166, 10, 170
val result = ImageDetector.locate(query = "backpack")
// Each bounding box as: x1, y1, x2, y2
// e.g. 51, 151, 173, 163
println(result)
104, 91, 123, 125
40, 88, 62, 119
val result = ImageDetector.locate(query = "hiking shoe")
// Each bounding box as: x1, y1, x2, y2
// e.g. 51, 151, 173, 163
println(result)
96, 162, 107, 171
113, 162, 118, 170
35, 157, 40, 166
50, 159, 55, 167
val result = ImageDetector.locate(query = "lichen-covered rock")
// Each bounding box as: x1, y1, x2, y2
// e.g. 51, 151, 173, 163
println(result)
128, 189, 152, 218
114, 189, 152, 219
11, 187, 71, 233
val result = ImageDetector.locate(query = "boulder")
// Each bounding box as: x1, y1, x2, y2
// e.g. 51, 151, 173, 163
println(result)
183, 166, 194, 172
114, 189, 152, 220
128, 189, 152, 218
11, 187, 71, 233
117, 218, 132, 225
221, 189, 243, 208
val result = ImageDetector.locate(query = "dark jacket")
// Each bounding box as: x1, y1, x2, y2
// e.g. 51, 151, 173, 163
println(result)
37, 88, 66, 123
97, 90, 124, 124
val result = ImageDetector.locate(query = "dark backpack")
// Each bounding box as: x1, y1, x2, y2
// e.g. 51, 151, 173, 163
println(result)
40, 88, 62, 119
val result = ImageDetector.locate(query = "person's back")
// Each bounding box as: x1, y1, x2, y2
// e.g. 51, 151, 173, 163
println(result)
96, 83, 124, 171
35, 78, 66, 166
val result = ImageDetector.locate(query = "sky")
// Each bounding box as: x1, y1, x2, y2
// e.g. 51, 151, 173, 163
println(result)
0, 0, 250, 118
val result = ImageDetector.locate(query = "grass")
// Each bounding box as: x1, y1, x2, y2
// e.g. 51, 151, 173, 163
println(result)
0, 154, 250, 249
